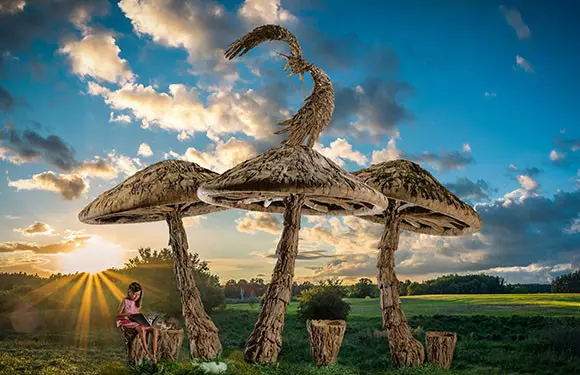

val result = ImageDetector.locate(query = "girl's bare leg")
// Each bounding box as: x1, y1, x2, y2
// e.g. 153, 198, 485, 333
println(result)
151, 328, 159, 363
137, 327, 152, 359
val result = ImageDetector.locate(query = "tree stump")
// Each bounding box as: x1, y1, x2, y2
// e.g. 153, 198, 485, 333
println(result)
158, 329, 184, 362
307, 320, 346, 366
120, 327, 149, 365
425, 332, 457, 369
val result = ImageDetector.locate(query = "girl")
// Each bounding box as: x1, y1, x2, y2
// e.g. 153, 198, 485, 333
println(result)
116, 282, 159, 363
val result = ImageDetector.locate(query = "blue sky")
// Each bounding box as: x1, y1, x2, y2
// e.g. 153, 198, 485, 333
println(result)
0, 0, 578, 284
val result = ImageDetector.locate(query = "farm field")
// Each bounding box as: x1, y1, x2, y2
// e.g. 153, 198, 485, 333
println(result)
1, 294, 580, 375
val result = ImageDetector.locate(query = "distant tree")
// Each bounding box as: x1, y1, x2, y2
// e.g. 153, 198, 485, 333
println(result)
349, 278, 377, 298
398, 280, 412, 296
552, 271, 580, 293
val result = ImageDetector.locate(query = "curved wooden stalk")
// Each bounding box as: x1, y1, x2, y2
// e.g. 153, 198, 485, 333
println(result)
244, 193, 306, 363
377, 201, 425, 367
166, 210, 222, 360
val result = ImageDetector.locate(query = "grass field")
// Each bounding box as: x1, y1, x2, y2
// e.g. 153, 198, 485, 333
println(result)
1, 294, 580, 375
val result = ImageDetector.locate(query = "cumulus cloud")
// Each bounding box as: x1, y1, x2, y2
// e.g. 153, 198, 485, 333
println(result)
166, 137, 256, 173
88, 82, 286, 140
59, 30, 134, 84
501, 174, 540, 206
236, 212, 282, 235
331, 79, 414, 138
313, 138, 367, 167
238, 0, 296, 26
407, 149, 474, 172
14, 222, 55, 236
445, 177, 495, 202
137, 143, 153, 157
371, 137, 403, 164
118, 0, 236, 64
499, 5, 531, 40
484, 92, 497, 97
550, 137, 580, 165
0, 0, 26, 14
515, 55, 534, 73
109, 112, 132, 124
8, 171, 88, 200
0, 234, 91, 254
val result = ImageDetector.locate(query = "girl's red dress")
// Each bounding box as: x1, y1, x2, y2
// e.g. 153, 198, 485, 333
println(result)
116, 298, 152, 331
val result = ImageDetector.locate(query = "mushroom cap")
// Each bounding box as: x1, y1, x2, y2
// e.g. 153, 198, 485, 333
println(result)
198, 145, 388, 216
353, 160, 482, 236
79, 160, 228, 225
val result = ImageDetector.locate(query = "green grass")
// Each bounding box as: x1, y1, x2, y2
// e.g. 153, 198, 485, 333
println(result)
230, 294, 580, 317
1, 295, 580, 375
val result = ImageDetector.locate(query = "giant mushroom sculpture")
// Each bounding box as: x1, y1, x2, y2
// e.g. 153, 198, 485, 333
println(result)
353, 160, 482, 366
198, 24, 388, 364
78, 160, 226, 360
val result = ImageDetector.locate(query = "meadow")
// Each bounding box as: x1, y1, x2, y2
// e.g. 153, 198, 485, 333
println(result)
1, 294, 580, 375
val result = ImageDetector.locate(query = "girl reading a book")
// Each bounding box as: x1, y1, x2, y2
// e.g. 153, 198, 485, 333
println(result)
116, 282, 159, 363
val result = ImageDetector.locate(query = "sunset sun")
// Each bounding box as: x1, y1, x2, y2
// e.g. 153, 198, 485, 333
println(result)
60, 237, 127, 274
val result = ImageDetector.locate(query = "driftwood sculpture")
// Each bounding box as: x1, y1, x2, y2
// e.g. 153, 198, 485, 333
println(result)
198, 24, 388, 364
78, 160, 226, 360
353, 160, 482, 366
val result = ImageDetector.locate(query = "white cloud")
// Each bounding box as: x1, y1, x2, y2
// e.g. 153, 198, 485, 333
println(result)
313, 138, 368, 167
0, 0, 26, 14
167, 137, 256, 173
499, 5, 531, 40
509, 164, 518, 171
109, 112, 132, 124
484, 92, 497, 97
14, 222, 55, 236
238, 0, 297, 26
105, 151, 142, 177
89, 82, 282, 140
371, 137, 402, 164
516, 55, 534, 73
8, 172, 89, 200
137, 143, 153, 157
501, 174, 540, 206
59, 30, 135, 84
549, 149, 565, 162
462, 143, 472, 153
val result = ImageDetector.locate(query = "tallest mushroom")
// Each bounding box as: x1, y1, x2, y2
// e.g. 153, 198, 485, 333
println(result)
198, 25, 388, 364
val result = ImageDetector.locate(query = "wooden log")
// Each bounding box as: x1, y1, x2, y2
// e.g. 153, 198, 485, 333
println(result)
425, 332, 457, 369
306, 320, 346, 366
244, 194, 305, 364
166, 210, 222, 360
158, 329, 184, 362
119, 327, 149, 365
377, 200, 425, 367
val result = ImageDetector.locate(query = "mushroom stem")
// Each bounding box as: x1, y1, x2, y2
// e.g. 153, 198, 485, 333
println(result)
244, 193, 306, 364
165, 210, 222, 360
377, 200, 425, 367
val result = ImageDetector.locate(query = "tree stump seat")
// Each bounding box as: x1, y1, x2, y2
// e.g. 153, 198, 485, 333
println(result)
119, 327, 184, 364
307, 319, 346, 366
425, 331, 457, 370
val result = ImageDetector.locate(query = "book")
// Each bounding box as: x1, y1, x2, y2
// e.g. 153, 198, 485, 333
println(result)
128, 312, 160, 327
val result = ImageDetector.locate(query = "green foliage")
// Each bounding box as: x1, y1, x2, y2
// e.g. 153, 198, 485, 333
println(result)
551, 270, 580, 293
348, 278, 378, 299
403, 274, 507, 295
298, 280, 351, 321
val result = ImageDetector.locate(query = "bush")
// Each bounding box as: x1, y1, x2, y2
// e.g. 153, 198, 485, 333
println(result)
297, 282, 351, 321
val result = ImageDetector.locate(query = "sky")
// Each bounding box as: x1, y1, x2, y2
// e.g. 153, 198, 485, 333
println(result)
0, 0, 579, 284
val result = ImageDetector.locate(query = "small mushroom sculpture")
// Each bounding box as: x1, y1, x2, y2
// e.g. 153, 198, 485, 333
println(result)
198, 24, 388, 364
353, 160, 482, 366
78, 160, 226, 360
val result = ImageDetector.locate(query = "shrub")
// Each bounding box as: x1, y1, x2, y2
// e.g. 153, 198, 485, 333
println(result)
297, 283, 351, 321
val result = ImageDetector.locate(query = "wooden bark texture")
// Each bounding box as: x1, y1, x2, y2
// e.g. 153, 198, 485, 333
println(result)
425, 332, 457, 369
166, 211, 222, 360
354, 160, 482, 235
120, 327, 148, 365
79, 160, 227, 225
244, 194, 305, 364
225, 24, 302, 61
276, 63, 335, 148
377, 201, 425, 367
157, 329, 184, 362
306, 320, 346, 366
198, 145, 388, 216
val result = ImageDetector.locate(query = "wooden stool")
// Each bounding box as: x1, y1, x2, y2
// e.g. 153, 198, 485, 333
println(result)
425, 331, 457, 369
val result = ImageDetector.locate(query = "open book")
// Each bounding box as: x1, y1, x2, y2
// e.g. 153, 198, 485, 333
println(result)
128, 312, 160, 327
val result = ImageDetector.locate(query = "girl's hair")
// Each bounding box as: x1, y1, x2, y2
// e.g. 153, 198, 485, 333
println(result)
127, 282, 143, 308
